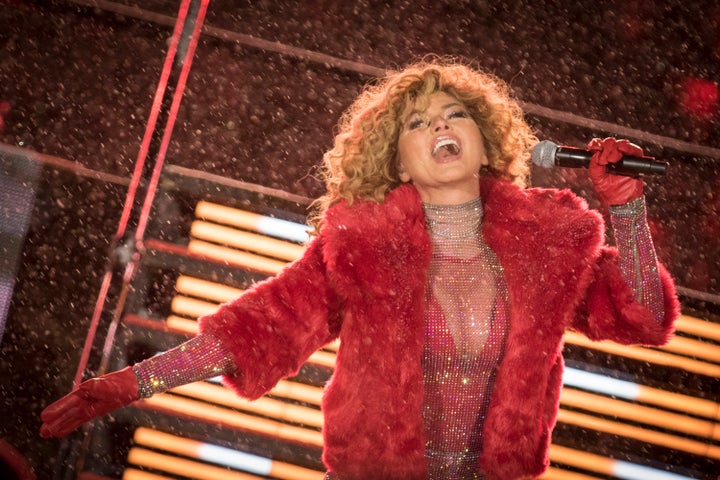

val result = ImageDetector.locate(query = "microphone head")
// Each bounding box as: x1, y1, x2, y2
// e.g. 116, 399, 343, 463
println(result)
531, 140, 558, 168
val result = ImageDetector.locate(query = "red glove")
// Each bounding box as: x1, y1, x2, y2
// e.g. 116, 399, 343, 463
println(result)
40, 366, 139, 438
587, 137, 644, 206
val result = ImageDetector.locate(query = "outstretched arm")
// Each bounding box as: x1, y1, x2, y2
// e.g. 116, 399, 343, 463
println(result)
40, 333, 235, 438
41, 236, 340, 438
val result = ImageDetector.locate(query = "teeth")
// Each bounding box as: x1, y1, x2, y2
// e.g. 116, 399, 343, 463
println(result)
433, 138, 459, 157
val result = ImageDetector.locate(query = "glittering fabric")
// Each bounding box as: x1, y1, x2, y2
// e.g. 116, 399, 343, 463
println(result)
133, 333, 236, 398
609, 196, 665, 323
422, 198, 509, 479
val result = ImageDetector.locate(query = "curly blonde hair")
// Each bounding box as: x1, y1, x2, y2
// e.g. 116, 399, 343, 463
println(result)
309, 56, 536, 231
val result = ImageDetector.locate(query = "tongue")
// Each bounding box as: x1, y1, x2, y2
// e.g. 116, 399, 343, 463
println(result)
436, 145, 456, 159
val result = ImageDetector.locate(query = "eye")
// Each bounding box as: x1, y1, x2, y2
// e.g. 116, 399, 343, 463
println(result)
405, 116, 426, 131
447, 109, 470, 120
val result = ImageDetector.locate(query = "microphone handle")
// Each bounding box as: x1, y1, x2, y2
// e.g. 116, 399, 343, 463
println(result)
554, 147, 668, 176
554, 147, 591, 168
606, 157, 668, 176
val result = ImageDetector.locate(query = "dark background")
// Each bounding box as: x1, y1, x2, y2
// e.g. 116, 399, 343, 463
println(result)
0, 0, 718, 478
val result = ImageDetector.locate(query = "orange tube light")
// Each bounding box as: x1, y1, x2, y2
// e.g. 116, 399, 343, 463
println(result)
132, 428, 324, 480
138, 394, 324, 447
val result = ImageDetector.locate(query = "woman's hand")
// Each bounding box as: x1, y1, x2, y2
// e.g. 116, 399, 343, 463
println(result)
587, 137, 644, 206
40, 366, 139, 438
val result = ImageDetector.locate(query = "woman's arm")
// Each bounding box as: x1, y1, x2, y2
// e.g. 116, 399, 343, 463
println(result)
133, 333, 236, 398
571, 137, 679, 345
609, 197, 665, 324
199, 236, 343, 399
40, 333, 235, 438
41, 236, 342, 437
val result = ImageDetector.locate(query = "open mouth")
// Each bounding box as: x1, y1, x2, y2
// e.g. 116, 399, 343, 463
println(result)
432, 138, 460, 159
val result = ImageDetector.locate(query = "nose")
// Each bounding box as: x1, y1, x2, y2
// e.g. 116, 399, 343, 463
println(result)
432, 116, 450, 132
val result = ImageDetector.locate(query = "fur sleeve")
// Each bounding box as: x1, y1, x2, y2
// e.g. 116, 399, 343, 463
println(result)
572, 246, 679, 346
198, 237, 342, 399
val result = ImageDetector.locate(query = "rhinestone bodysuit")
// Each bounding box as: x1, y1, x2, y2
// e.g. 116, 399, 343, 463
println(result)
422, 198, 508, 479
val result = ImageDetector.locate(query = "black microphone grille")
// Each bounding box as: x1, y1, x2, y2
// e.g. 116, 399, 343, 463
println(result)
531, 140, 558, 169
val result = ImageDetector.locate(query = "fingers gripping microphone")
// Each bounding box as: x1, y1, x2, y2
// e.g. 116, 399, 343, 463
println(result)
531, 140, 668, 176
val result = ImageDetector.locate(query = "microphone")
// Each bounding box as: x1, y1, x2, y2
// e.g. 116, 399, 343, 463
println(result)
531, 140, 668, 176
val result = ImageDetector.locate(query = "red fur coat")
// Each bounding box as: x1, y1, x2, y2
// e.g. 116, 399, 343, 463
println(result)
199, 176, 678, 479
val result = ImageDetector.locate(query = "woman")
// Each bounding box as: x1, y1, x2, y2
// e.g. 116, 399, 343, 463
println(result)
41, 57, 679, 479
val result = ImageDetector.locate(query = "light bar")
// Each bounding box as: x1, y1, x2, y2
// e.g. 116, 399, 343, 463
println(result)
557, 409, 720, 459
549, 445, 697, 480
257, 215, 311, 244
170, 382, 324, 428
540, 466, 600, 479
137, 428, 272, 474
195, 200, 311, 244
165, 315, 198, 334
563, 367, 638, 400
133, 428, 324, 479
563, 367, 720, 419
614, 462, 697, 480
269, 379, 323, 406
127, 447, 262, 480
657, 334, 720, 363
564, 331, 720, 377
676, 314, 720, 342
204, 376, 323, 406
188, 239, 288, 274
123, 468, 173, 480
190, 220, 306, 262
560, 387, 718, 439
171, 295, 217, 318
138, 393, 324, 447
175, 275, 243, 303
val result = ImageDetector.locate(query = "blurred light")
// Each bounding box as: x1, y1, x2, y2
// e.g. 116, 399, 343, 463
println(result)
678, 77, 719, 121
0, 101, 10, 133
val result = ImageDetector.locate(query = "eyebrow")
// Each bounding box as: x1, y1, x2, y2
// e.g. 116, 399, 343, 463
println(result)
405, 102, 465, 118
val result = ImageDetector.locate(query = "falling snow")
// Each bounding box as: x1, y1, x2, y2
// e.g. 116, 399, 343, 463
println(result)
0, 0, 718, 478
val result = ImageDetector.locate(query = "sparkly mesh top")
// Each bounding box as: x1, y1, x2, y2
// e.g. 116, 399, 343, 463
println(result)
422, 198, 508, 479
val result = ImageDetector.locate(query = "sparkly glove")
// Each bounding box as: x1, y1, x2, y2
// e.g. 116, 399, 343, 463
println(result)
587, 137, 644, 206
610, 197, 665, 323
40, 366, 139, 438
40, 334, 236, 438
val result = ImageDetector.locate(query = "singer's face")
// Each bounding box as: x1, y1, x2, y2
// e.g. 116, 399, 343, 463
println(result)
396, 91, 488, 204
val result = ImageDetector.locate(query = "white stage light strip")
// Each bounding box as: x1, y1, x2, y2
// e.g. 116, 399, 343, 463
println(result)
563, 367, 720, 420
132, 428, 323, 479
196, 442, 272, 475
612, 462, 695, 480
257, 216, 310, 244
549, 445, 697, 480
563, 367, 639, 400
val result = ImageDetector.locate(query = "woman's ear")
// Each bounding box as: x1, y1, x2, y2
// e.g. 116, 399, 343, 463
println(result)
480, 136, 491, 166
397, 161, 411, 183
